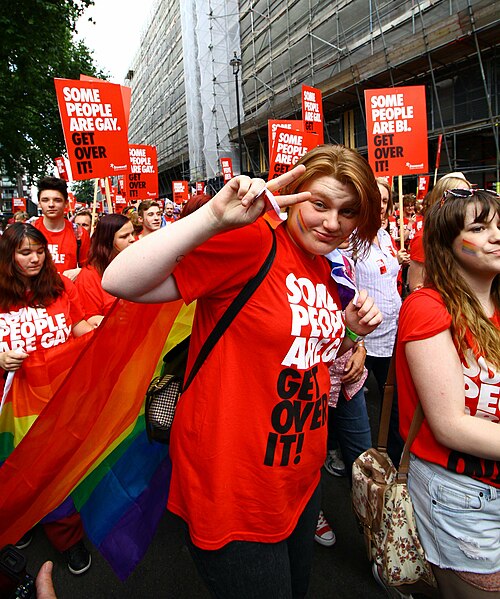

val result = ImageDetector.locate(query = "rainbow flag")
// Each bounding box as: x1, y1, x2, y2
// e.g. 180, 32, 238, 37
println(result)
0, 298, 195, 579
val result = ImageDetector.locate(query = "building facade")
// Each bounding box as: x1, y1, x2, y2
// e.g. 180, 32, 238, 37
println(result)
127, 0, 499, 194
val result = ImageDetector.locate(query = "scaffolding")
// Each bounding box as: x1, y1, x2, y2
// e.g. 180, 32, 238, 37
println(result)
126, 0, 499, 189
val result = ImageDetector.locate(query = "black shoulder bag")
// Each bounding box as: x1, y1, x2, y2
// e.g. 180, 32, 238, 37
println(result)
145, 223, 277, 444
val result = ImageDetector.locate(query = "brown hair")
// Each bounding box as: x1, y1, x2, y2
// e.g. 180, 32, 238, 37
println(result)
282, 145, 381, 254
137, 200, 160, 217
423, 172, 471, 215
424, 190, 500, 369
376, 177, 393, 216
0, 223, 64, 310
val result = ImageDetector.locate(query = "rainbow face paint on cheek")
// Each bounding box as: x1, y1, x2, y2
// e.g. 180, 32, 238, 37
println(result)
296, 209, 307, 234
461, 239, 479, 255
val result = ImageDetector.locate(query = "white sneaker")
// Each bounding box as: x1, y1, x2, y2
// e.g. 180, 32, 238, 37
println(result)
324, 448, 346, 477
314, 510, 336, 547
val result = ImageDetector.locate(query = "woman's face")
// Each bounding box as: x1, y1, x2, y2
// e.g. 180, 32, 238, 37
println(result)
378, 183, 390, 220
287, 175, 360, 257
451, 203, 500, 278
113, 221, 136, 254
15, 237, 46, 278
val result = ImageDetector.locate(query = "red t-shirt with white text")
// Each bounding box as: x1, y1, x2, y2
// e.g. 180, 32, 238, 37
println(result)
34, 218, 90, 273
0, 277, 84, 355
168, 219, 345, 549
397, 288, 500, 488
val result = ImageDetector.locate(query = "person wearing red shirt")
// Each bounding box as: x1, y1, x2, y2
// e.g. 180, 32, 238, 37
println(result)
0, 223, 93, 575
397, 189, 500, 596
137, 200, 162, 238
75, 214, 135, 325
103, 146, 383, 598
34, 177, 90, 280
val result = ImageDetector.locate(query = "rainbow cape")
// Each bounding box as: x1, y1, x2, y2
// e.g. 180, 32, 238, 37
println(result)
0, 298, 195, 580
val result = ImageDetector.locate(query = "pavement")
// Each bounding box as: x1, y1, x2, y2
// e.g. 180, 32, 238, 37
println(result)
19, 376, 389, 599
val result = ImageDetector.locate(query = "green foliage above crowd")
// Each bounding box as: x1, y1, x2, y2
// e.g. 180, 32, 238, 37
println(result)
0, 0, 106, 181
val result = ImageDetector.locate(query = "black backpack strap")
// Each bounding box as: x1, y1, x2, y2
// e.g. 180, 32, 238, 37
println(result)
183, 221, 277, 392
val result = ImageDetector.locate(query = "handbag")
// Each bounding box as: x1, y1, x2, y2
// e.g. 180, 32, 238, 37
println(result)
145, 223, 277, 444
351, 355, 437, 592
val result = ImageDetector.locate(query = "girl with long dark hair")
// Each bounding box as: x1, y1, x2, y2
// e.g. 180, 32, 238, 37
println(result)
75, 214, 135, 326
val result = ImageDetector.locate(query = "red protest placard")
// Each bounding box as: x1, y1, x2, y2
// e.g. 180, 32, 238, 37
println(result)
80, 74, 131, 129
12, 197, 26, 212
54, 78, 129, 180
54, 156, 69, 181
195, 182, 205, 195
416, 175, 430, 199
365, 86, 428, 176
267, 120, 304, 162
302, 86, 324, 144
268, 127, 319, 180
127, 145, 158, 201
220, 158, 233, 183
172, 181, 189, 204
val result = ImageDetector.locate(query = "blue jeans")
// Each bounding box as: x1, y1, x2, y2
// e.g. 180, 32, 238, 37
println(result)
328, 388, 372, 482
185, 484, 321, 599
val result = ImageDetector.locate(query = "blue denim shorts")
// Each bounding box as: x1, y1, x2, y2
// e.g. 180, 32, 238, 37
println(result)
408, 454, 500, 574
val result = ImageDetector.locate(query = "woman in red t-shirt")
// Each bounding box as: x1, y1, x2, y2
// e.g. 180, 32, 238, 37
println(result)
103, 147, 384, 598
0, 223, 93, 575
75, 214, 135, 326
397, 189, 500, 596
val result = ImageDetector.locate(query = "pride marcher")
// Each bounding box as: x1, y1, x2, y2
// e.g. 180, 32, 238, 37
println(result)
75, 213, 135, 326
34, 176, 90, 280
103, 145, 383, 598
0, 223, 94, 575
397, 189, 500, 597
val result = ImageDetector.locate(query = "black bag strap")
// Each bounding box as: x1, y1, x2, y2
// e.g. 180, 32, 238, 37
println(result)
183, 221, 277, 392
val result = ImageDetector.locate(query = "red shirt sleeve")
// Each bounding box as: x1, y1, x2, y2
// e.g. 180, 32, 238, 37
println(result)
398, 288, 451, 343
410, 229, 424, 263
173, 219, 273, 306
61, 276, 85, 324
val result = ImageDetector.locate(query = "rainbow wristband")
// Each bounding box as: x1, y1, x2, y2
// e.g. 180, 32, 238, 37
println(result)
345, 326, 365, 343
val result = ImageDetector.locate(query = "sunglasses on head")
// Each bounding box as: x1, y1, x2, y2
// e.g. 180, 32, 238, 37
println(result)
440, 188, 499, 208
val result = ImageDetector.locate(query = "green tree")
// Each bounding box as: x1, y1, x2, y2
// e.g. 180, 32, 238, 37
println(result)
0, 0, 105, 181
71, 178, 95, 205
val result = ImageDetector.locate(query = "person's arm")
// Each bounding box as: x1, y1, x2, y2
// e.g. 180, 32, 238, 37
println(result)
405, 329, 500, 460
337, 289, 383, 355
72, 319, 94, 337
408, 259, 425, 292
102, 167, 311, 303
340, 342, 366, 384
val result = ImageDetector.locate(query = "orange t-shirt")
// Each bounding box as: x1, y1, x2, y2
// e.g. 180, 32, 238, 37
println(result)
168, 219, 346, 549
397, 288, 500, 488
75, 265, 116, 319
34, 218, 90, 272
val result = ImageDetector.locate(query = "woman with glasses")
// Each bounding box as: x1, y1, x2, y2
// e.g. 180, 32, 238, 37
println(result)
396, 189, 500, 598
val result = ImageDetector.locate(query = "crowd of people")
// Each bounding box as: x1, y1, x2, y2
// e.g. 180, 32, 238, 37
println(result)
0, 148, 498, 599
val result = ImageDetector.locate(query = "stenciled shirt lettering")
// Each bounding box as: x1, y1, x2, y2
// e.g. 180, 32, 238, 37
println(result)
264, 272, 344, 467
0, 307, 71, 352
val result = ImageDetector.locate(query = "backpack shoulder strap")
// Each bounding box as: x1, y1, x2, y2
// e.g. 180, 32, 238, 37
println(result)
183, 221, 277, 391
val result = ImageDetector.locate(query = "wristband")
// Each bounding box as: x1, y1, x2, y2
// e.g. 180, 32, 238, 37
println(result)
345, 326, 365, 344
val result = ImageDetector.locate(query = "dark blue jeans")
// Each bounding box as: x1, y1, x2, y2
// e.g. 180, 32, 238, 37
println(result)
185, 484, 321, 599
327, 388, 372, 482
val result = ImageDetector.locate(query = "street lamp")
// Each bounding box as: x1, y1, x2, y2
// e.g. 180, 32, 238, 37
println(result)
229, 52, 243, 174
